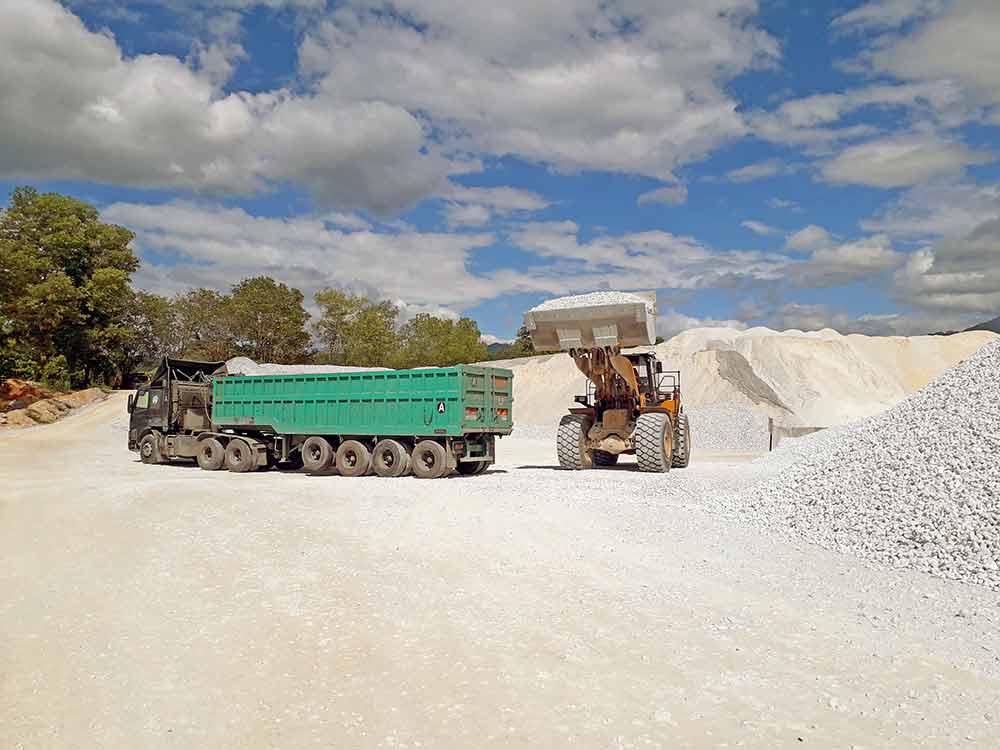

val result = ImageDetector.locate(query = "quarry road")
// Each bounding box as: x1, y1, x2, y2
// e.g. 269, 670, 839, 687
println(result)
2, 394, 999, 749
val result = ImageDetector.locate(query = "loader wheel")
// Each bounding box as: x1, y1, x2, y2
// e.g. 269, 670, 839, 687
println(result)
225, 438, 256, 473
592, 450, 619, 467
635, 412, 673, 473
372, 439, 408, 478
196, 438, 225, 471
557, 414, 593, 470
672, 413, 691, 468
301, 436, 334, 473
336, 440, 371, 477
412, 440, 448, 479
139, 433, 162, 464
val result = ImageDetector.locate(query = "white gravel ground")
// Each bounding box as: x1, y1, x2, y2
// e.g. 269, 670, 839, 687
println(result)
3, 393, 1000, 748
738, 341, 1000, 590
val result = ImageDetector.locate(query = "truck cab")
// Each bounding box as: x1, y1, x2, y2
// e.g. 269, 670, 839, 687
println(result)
127, 358, 222, 462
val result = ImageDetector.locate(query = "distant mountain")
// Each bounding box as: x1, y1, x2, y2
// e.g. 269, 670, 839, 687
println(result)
486, 342, 510, 354
965, 315, 1000, 334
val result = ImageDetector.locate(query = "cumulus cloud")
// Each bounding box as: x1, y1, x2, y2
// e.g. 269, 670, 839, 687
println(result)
785, 225, 834, 252
0, 0, 456, 214
300, 0, 777, 182
637, 185, 688, 206
832, 0, 946, 32
442, 185, 549, 227
821, 133, 992, 188
793, 235, 903, 287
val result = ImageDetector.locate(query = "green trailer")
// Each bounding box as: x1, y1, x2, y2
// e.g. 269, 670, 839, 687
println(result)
127, 359, 513, 479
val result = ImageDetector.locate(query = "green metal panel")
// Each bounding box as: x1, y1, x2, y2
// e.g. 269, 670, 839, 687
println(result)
211, 365, 514, 437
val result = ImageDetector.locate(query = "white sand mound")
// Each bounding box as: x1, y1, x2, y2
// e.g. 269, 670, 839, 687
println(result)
497, 328, 998, 431
225, 357, 390, 376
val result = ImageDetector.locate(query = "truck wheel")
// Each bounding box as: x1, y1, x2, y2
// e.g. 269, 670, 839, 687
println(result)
139, 433, 162, 464
557, 414, 593, 470
672, 413, 691, 468
301, 436, 334, 473
635, 412, 673, 473
592, 450, 619, 467
372, 439, 408, 478
337, 440, 371, 477
456, 460, 487, 476
196, 438, 225, 471
225, 438, 256, 473
412, 440, 448, 479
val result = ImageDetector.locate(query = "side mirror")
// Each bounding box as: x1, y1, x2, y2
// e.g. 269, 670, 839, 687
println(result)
656, 361, 663, 373
127, 394, 135, 413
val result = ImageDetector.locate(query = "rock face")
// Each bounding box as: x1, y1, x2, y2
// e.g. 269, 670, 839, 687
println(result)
740, 340, 1000, 589
0, 387, 107, 429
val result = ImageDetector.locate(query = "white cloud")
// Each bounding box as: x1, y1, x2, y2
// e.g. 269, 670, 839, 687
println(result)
103, 201, 501, 309
832, 0, 946, 32
862, 183, 1000, 239
657, 309, 747, 338
741, 220, 780, 236
768, 197, 800, 211
0, 0, 457, 214
726, 159, 786, 182
300, 0, 778, 182
821, 133, 992, 188
867, 0, 1000, 108
637, 185, 688, 206
443, 203, 492, 228
785, 225, 833, 252
442, 185, 549, 227
793, 235, 903, 287
480, 334, 513, 346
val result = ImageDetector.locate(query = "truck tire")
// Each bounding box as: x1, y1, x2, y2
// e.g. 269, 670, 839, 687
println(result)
412, 440, 448, 479
196, 437, 225, 471
456, 460, 487, 476
672, 413, 691, 468
557, 414, 593, 470
592, 450, 619, 467
372, 439, 408, 478
635, 412, 673, 473
336, 440, 371, 477
139, 433, 162, 464
225, 438, 256, 473
301, 436, 334, 473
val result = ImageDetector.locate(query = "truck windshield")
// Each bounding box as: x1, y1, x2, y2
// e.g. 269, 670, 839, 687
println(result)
135, 391, 149, 409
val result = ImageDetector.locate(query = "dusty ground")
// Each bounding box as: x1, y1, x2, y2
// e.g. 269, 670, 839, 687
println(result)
2, 393, 999, 749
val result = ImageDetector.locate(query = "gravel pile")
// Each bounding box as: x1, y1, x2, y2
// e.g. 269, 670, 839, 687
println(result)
740, 340, 1000, 589
530, 291, 655, 314
225, 357, 390, 375
685, 403, 770, 454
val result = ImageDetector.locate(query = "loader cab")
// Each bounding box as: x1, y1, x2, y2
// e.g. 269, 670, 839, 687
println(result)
626, 352, 681, 408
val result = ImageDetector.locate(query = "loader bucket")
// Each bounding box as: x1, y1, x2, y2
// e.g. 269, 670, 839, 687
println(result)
523, 293, 657, 350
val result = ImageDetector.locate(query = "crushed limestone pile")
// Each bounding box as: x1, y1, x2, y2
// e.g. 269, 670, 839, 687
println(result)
741, 340, 1000, 589
685, 403, 770, 454
529, 291, 655, 314
224, 357, 390, 376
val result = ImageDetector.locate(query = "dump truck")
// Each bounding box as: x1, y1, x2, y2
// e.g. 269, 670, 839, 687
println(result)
523, 292, 690, 472
127, 357, 514, 479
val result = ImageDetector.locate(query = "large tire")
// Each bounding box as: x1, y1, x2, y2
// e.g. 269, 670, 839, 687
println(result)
372, 439, 408, 478
557, 414, 593, 470
635, 412, 673, 473
196, 437, 225, 471
672, 413, 691, 468
301, 436, 334, 473
412, 440, 448, 479
139, 433, 162, 464
456, 460, 487, 476
592, 450, 619, 467
225, 438, 256, 473
336, 440, 371, 477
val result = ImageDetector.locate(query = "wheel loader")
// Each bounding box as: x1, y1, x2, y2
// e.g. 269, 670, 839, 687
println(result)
523, 293, 690, 472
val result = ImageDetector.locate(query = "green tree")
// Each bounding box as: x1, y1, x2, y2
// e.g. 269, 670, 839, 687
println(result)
393, 314, 488, 369
227, 276, 312, 363
113, 291, 179, 377
0, 187, 138, 384
173, 288, 232, 361
314, 288, 398, 366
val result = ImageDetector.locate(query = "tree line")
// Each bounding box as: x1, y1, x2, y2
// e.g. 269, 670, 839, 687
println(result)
1, 187, 534, 389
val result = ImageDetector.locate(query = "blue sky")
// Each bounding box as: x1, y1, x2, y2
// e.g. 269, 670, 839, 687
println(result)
3, 0, 999, 341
